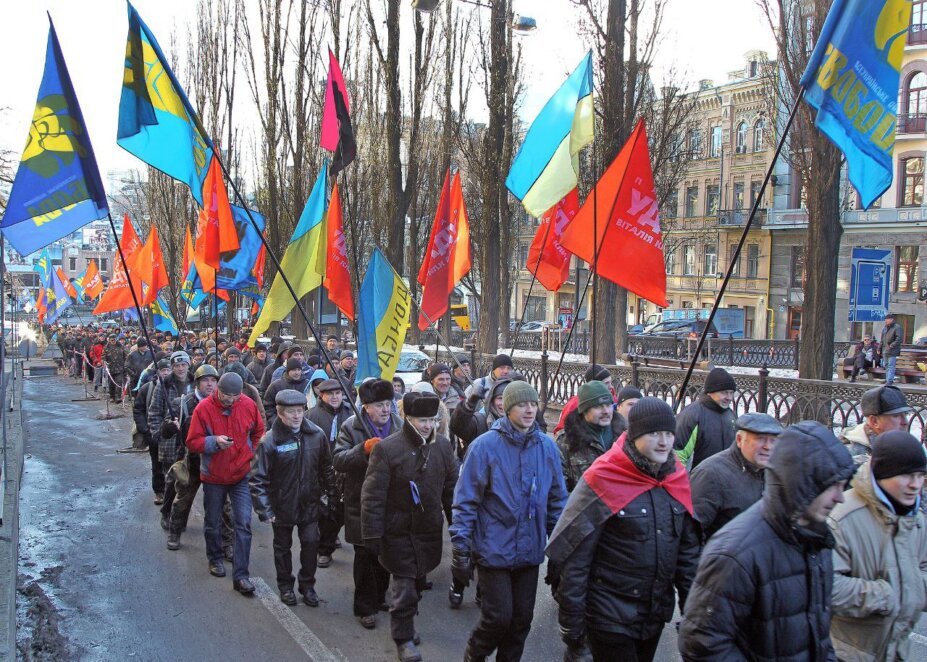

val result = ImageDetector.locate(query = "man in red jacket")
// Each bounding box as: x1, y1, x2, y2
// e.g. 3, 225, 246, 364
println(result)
186, 372, 265, 594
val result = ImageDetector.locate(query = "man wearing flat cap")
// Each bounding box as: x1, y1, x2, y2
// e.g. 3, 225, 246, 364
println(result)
362, 392, 458, 662
250, 389, 336, 608
840, 385, 912, 465
689, 412, 783, 540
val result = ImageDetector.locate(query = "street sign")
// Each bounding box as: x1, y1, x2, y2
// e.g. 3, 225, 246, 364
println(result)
849, 248, 892, 322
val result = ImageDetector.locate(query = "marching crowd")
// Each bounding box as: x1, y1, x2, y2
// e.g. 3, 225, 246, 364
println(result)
50, 324, 927, 661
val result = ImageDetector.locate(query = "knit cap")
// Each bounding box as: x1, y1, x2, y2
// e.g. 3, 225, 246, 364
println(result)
703, 367, 736, 394
578, 381, 613, 414
584, 363, 611, 382
502, 381, 539, 412
285, 357, 303, 373
217, 372, 243, 396
617, 386, 643, 405
871, 431, 927, 480
493, 354, 514, 370
627, 397, 676, 440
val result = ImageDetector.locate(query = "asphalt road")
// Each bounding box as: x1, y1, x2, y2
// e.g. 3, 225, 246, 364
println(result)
16, 373, 927, 661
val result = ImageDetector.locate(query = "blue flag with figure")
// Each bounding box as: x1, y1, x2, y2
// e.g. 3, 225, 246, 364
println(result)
45, 266, 73, 325
180, 262, 208, 308
151, 293, 178, 334
217, 206, 266, 292
1, 17, 109, 256
117, 2, 213, 205
800, 0, 912, 209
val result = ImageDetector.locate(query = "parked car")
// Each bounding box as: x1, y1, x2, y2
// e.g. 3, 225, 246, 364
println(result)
394, 349, 431, 389
520, 321, 561, 333
628, 324, 645, 335
642, 319, 719, 339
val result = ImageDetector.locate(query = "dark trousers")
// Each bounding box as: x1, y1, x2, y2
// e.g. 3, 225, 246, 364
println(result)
160, 461, 176, 519
588, 628, 663, 662
108, 373, 122, 402
352, 544, 390, 617
272, 521, 320, 594
318, 501, 343, 556
851, 353, 874, 379
467, 565, 540, 662
390, 576, 426, 645
203, 478, 252, 581
148, 438, 164, 495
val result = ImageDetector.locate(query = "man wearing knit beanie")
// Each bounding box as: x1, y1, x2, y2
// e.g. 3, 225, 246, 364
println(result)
464, 353, 515, 402
828, 430, 927, 660
674, 367, 737, 469
556, 381, 624, 491
554, 363, 619, 435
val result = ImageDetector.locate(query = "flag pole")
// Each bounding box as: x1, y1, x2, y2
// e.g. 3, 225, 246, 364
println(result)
591, 133, 598, 366
104, 212, 155, 357
674, 87, 806, 411
215, 157, 369, 432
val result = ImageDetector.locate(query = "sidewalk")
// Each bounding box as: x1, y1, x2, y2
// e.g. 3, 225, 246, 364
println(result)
0, 358, 26, 660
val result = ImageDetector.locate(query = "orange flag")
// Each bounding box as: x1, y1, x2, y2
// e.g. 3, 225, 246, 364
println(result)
324, 183, 354, 320
527, 189, 578, 292
131, 226, 170, 306
93, 214, 145, 314
559, 119, 668, 307
182, 226, 193, 276
416, 170, 472, 330
56, 267, 77, 299
254, 243, 266, 289
83, 259, 103, 299
194, 156, 239, 292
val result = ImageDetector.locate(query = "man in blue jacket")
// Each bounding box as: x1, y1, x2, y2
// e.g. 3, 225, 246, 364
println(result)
450, 381, 568, 662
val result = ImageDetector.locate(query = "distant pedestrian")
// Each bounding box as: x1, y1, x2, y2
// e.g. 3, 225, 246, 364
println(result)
674, 367, 736, 470
839, 385, 911, 464
880, 312, 902, 385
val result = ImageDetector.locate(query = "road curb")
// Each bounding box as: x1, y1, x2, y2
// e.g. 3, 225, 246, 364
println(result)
0, 359, 26, 660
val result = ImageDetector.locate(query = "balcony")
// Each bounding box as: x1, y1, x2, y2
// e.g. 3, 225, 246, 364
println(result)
897, 113, 927, 135
717, 209, 767, 227
909, 23, 927, 46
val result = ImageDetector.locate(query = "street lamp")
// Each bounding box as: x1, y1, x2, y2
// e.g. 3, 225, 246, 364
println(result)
411, 0, 538, 33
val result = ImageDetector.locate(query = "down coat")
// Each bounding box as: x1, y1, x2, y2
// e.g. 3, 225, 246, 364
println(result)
678, 420, 857, 661
674, 394, 736, 470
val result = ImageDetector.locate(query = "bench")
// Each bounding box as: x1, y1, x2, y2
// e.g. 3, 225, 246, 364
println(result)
841, 348, 927, 384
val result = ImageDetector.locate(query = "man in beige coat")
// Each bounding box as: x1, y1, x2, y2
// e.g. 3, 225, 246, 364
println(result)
829, 430, 927, 660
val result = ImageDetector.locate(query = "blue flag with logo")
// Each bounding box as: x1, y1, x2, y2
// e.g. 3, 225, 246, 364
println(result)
800, 0, 912, 209
217, 206, 265, 292
180, 262, 208, 308
1, 17, 108, 256
151, 293, 178, 334
45, 266, 73, 325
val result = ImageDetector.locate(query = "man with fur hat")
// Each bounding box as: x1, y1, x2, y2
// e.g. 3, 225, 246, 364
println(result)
333, 378, 400, 629
678, 420, 856, 660
828, 431, 927, 660
250, 389, 336, 608
465, 353, 514, 401
451, 381, 567, 662
674, 367, 737, 469
556, 381, 626, 492
548, 397, 701, 661
839, 384, 911, 465
361, 392, 458, 662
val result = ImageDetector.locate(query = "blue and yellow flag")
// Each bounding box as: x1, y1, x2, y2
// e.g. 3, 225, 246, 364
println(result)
117, 2, 213, 205
180, 262, 208, 309
355, 247, 410, 385
1, 18, 108, 256
506, 52, 594, 218
217, 206, 266, 292
45, 264, 73, 325
33, 250, 52, 315
151, 293, 178, 334
800, 0, 911, 209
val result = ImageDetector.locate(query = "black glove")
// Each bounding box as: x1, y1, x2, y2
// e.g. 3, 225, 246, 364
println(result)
560, 627, 590, 661
451, 547, 472, 588
160, 419, 179, 439
364, 537, 382, 557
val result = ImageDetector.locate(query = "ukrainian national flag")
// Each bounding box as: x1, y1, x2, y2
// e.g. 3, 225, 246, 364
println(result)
151, 293, 178, 334
506, 52, 594, 218
800, 0, 911, 209
1, 18, 108, 256
117, 2, 213, 205
355, 247, 411, 385
180, 262, 209, 309
248, 163, 329, 346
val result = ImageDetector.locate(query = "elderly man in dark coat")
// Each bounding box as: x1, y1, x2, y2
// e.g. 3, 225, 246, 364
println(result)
362, 392, 458, 662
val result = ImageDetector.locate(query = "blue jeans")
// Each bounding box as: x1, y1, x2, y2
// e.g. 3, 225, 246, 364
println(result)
885, 355, 898, 385
203, 478, 252, 581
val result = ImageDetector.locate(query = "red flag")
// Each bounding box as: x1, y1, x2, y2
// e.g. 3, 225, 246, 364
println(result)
83, 260, 103, 299
131, 225, 169, 305
94, 214, 145, 314
320, 49, 356, 177
559, 119, 668, 307
57, 267, 77, 300
182, 226, 193, 276
417, 170, 472, 330
194, 156, 238, 292
527, 189, 578, 292
324, 183, 355, 320
254, 243, 266, 289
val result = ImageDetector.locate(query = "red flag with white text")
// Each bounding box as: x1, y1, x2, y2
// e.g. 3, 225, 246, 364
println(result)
527, 189, 578, 292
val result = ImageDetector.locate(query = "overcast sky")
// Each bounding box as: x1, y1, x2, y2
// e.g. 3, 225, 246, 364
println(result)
0, 0, 775, 179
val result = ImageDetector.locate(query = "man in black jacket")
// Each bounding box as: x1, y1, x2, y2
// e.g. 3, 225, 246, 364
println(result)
674, 367, 737, 469
362, 392, 458, 662
689, 412, 782, 540
678, 420, 856, 660
250, 389, 335, 607
880, 312, 903, 385
263, 358, 309, 425
134, 359, 171, 504
126, 338, 154, 395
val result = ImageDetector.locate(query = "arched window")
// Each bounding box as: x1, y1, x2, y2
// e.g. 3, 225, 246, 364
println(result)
908, 71, 927, 116
753, 120, 765, 152
736, 121, 748, 152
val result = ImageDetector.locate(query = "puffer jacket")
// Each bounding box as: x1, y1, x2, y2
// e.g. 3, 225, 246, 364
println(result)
678, 420, 857, 661
249, 417, 335, 526
674, 394, 736, 470
450, 417, 568, 569
828, 461, 927, 661
689, 442, 765, 540
361, 422, 458, 578
555, 409, 623, 492
186, 392, 265, 485
838, 422, 874, 466
333, 412, 401, 545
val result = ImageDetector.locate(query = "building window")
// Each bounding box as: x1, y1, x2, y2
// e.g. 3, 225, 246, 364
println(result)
790, 246, 805, 289
895, 245, 919, 292
908, 71, 927, 117
912, 1, 927, 43
706, 185, 720, 216
688, 128, 702, 158
704, 244, 718, 277
69, 257, 76, 271
100, 258, 108, 273
683, 245, 696, 275
856, 188, 882, 209
666, 247, 677, 275
728, 244, 741, 277
517, 242, 530, 267
744, 305, 756, 338
685, 186, 699, 217
710, 126, 722, 158
736, 122, 748, 152
753, 119, 765, 151
733, 182, 745, 210
895, 313, 917, 343
902, 157, 924, 207
750, 180, 763, 207
747, 244, 759, 278
664, 192, 678, 219
525, 296, 546, 322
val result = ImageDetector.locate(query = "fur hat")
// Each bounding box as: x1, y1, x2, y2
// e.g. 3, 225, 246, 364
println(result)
359, 378, 394, 405
403, 392, 440, 418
